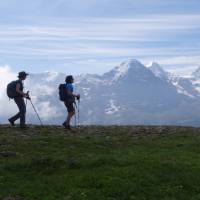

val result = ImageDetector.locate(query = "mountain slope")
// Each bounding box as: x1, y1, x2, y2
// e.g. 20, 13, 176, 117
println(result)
2, 59, 200, 126
149, 62, 200, 98
21, 60, 199, 126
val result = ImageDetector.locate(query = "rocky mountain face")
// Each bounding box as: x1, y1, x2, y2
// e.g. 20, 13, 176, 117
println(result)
9, 59, 200, 126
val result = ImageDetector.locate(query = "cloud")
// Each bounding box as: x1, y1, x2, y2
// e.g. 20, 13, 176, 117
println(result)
154, 56, 200, 76
166, 66, 198, 77
35, 101, 62, 120
0, 66, 18, 120
1, 0, 199, 19
1, 14, 200, 41
157, 56, 200, 66
0, 66, 16, 97
0, 14, 199, 76
0, 66, 64, 123
0, 15, 199, 59
30, 84, 55, 96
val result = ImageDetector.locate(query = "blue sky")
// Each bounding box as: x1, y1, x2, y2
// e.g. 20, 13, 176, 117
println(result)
0, 0, 200, 75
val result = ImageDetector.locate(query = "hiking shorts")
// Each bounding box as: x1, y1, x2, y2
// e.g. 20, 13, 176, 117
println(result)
64, 101, 75, 113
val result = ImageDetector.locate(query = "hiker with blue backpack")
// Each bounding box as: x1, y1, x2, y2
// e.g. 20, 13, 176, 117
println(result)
59, 75, 80, 130
7, 71, 30, 128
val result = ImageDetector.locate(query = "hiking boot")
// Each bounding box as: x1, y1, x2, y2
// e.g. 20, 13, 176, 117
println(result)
62, 122, 71, 130
62, 122, 67, 128
8, 119, 15, 126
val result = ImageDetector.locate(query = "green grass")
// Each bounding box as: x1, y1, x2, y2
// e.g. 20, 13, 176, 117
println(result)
0, 125, 200, 200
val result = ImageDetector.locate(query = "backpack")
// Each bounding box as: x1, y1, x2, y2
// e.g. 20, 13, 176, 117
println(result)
58, 84, 66, 101
58, 84, 75, 102
7, 81, 19, 99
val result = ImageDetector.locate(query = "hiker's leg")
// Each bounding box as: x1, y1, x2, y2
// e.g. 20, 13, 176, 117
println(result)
9, 112, 20, 123
64, 101, 75, 126
66, 111, 75, 125
19, 98, 26, 127
14, 97, 26, 127
9, 97, 21, 122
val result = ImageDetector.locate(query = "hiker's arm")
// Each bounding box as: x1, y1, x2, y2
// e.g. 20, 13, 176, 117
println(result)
71, 91, 80, 99
66, 89, 79, 98
16, 83, 27, 97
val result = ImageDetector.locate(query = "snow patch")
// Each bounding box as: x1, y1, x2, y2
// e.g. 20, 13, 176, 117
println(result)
172, 82, 195, 98
111, 59, 146, 82
105, 99, 120, 115
82, 87, 91, 96
192, 79, 200, 93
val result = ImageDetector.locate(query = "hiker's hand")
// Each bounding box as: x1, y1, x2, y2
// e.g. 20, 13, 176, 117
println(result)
26, 96, 31, 100
26, 94, 31, 100
24, 92, 31, 100
76, 94, 80, 100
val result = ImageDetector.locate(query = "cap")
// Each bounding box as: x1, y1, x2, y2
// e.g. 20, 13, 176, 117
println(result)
18, 71, 29, 78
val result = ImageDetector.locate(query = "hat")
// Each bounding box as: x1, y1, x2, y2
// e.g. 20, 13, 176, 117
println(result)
18, 71, 29, 78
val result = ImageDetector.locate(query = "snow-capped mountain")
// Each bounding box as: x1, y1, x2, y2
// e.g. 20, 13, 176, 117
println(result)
148, 62, 169, 80
192, 66, 200, 79
103, 59, 153, 83
190, 67, 200, 94
149, 62, 200, 99
2, 59, 200, 126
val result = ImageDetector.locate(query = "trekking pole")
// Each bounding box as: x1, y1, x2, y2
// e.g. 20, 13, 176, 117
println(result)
77, 99, 80, 129
24, 97, 28, 124
29, 98, 43, 126
74, 101, 77, 128
25, 97, 28, 107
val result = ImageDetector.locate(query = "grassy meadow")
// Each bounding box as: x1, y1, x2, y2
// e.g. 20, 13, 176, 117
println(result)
0, 125, 200, 200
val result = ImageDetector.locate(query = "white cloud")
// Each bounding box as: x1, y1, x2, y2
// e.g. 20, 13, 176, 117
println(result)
157, 56, 200, 66
0, 14, 200, 43
0, 65, 16, 87
0, 66, 61, 123
0, 66, 18, 119
166, 66, 198, 77
0, 66, 16, 98
36, 101, 61, 119
30, 84, 55, 96
0, 14, 199, 73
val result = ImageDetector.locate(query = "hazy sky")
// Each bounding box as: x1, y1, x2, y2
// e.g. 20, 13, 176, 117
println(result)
0, 0, 200, 75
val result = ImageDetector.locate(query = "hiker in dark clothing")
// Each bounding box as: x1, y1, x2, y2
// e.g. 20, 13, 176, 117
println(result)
8, 71, 29, 128
62, 75, 80, 130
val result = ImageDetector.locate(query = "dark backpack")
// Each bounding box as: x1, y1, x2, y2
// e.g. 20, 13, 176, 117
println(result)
58, 84, 75, 102
58, 84, 66, 101
7, 81, 19, 99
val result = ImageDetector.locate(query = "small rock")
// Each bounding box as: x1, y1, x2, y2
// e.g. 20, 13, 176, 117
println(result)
3, 197, 16, 200
68, 157, 76, 168
0, 152, 17, 158
3, 196, 24, 200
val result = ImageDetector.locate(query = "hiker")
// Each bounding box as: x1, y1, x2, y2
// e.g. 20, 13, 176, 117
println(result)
7, 71, 30, 128
60, 75, 80, 130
